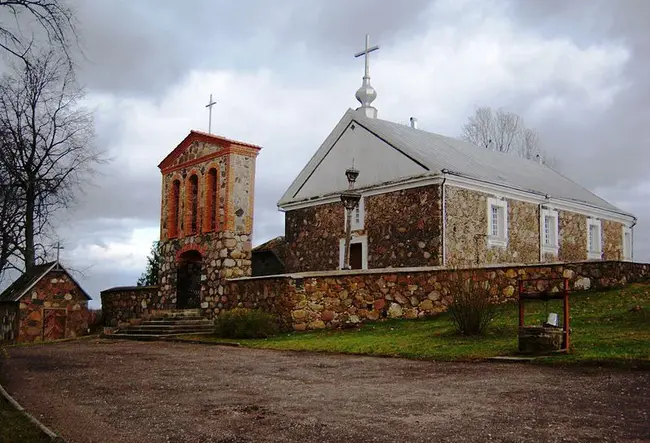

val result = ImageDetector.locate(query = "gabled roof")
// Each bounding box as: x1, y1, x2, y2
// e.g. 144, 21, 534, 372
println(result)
158, 130, 262, 171
279, 109, 631, 217
0, 261, 92, 302
252, 236, 288, 264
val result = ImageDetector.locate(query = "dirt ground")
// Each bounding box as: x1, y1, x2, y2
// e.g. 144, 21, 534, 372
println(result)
1, 340, 649, 443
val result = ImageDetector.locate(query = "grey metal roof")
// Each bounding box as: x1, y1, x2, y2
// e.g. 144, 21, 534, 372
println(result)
279, 109, 631, 216
0, 261, 92, 302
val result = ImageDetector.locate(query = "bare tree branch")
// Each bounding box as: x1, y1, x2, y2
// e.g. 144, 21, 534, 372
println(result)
460, 106, 559, 168
0, 49, 104, 274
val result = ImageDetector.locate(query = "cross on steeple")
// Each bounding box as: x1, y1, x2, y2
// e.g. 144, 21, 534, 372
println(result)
353, 34, 380, 118
354, 34, 380, 79
205, 94, 217, 134
53, 241, 64, 263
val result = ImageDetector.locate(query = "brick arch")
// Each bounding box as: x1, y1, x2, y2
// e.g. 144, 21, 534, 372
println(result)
175, 243, 207, 262
185, 168, 201, 236
167, 173, 183, 239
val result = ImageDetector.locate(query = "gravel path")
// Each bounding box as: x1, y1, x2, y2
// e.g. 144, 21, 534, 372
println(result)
2, 339, 649, 443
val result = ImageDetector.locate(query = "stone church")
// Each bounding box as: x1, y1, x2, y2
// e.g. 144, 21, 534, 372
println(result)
276, 37, 636, 273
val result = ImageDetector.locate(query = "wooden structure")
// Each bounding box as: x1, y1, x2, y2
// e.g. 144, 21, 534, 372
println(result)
517, 278, 570, 351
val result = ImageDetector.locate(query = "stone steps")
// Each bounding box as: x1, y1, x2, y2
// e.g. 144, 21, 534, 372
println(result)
105, 309, 214, 341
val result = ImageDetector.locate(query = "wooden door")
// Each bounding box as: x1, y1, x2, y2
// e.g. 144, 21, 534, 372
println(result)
350, 243, 363, 270
43, 309, 66, 340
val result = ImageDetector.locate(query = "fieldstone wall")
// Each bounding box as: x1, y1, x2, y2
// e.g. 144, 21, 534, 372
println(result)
603, 220, 624, 260
17, 270, 90, 343
100, 286, 166, 326
0, 302, 18, 345
367, 185, 442, 267
227, 261, 650, 331
285, 185, 443, 272
158, 232, 252, 318
557, 210, 587, 262
445, 187, 540, 267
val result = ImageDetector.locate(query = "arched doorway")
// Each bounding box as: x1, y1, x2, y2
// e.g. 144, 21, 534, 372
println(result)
176, 250, 202, 309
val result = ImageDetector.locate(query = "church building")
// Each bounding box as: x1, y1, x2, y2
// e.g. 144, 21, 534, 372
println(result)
277, 35, 636, 273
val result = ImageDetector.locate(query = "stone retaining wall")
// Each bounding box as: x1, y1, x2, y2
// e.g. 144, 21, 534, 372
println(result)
0, 302, 18, 345
100, 286, 167, 326
227, 261, 650, 331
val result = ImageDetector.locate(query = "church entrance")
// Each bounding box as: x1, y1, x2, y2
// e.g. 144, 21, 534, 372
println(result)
176, 250, 202, 309
349, 243, 363, 270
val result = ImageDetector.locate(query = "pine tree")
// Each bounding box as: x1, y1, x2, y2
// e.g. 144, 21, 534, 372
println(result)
137, 241, 161, 286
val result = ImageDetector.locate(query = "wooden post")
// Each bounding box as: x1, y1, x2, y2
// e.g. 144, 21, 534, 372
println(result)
518, 280, 524, 327
563, 278, 570, 350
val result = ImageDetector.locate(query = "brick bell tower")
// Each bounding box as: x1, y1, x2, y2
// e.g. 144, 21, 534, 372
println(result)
157, 130, 261, 317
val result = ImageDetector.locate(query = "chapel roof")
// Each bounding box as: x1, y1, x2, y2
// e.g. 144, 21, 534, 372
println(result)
278, 108, 632, 218
0, 261, 92, 302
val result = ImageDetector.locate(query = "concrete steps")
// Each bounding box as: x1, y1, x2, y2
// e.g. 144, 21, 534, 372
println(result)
106, 309, 214, 341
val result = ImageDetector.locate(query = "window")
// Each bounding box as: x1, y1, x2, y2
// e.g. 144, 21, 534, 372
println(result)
623, 226, 632, 260
338, 236, 368, 270
587, 218, 601, 259
541, 208, 559, 256
168, 179, 181, 238
487, 197, 508, 247
204, 168, 218, 232
187, 175, 199, 235
345, 196, 365, 231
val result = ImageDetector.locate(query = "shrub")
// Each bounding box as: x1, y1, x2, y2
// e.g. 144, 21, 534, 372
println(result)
215, 308, 279, 339
447, 275, 501, 336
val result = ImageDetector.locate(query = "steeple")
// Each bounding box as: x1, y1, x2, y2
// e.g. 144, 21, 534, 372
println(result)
354, 34, 380, 119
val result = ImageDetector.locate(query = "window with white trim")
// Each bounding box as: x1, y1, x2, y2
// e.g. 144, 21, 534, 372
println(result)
487, 197, 508, 247
345, 197, 365, 231
541, 208, 559, 256
623, 226, 632, 260
338, 236, 368, 270
587, 218, 602, 259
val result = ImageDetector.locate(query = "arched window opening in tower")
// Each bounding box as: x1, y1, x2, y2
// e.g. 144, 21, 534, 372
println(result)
207, 168, 218, 232
169, 179, 181, 238
189, 174, 199, 235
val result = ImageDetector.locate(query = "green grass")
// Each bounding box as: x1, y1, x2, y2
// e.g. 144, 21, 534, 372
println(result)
0, 395, 51, 443
182, 283, 650, 366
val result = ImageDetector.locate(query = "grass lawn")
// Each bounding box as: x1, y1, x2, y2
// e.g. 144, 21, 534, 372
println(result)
0, 394, 51, 443
182, 283, 650, 366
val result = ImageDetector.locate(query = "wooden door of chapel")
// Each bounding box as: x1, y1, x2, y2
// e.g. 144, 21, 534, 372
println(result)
43, 309, 66, 340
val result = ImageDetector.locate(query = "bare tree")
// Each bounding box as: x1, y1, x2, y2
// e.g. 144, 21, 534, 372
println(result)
460, 106, 557, 167
0, 0, 77, 64
0, 50, 99, 273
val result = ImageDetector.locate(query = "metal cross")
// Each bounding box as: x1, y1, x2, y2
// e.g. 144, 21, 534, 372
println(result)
205, 94, 217, 134
354, 34, 380, 78
54, 241, 64, 262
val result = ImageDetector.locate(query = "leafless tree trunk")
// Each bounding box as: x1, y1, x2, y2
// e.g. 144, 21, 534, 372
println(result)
0, 50, 100, 273
460, 106, 558, 168
0, 0, 77, 64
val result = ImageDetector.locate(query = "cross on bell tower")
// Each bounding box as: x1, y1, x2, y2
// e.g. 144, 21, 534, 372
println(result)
354, 34, 380, 119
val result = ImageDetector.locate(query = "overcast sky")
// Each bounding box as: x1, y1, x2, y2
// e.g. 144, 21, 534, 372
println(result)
9, 0, 649, 307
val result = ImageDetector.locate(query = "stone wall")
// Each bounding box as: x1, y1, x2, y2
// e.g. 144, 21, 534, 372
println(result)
445, 186, 540, 267
17, 270, 90, 343
100, 286, 166, 326
445, 186, 626, 266
367, 185, 442, 267
227, 261, 650, 331
0, 302, 18, 345
157, 232, 252, 318
284, 185, 443, 272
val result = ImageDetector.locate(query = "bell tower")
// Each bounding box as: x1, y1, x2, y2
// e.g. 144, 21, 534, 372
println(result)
156, 130, 261, 316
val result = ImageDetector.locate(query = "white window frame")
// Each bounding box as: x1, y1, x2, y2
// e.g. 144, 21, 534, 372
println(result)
487, 197, 508, 248
540, 208, 559, 256
338, 235, 368, 270
344, 196, 365, 231
587, 218, 602, 260
622, 226, 632, 260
